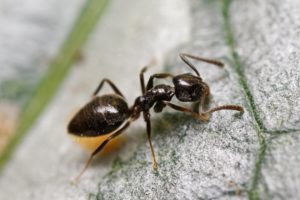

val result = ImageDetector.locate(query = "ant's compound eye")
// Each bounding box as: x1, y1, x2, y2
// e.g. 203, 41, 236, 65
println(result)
173, 73, 204, 102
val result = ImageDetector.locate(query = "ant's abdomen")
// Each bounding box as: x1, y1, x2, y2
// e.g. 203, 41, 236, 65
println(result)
68, 94, 129, 137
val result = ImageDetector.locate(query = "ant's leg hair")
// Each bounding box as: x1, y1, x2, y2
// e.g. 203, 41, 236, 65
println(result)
162, 101, 209, 121
93, 78, 124, 97
72, 120, 131, 183
143, 112, 158, 170
179, 53, 224, 77
146, 73, 173, 90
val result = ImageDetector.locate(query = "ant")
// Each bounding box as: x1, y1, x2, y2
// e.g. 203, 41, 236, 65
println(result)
67, 53, 244, 182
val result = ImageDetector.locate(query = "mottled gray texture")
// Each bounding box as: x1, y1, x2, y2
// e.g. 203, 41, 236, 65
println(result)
259, 133, 300, 199
231, 0, 300, 131
0, 0, 85, 104
94, 0, 300, 199
95, 113, 256, 200
230, 0, 300, 199
95, 1, 257, 199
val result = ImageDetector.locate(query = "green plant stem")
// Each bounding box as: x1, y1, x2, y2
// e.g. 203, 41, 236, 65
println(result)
0, 0, 109, 171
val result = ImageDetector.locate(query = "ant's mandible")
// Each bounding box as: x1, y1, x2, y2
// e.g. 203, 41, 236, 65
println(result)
67, 53, 244, 182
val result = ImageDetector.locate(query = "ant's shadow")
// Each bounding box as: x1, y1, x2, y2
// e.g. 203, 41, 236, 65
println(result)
152, 112, 196, 135
89, 112, 199, 167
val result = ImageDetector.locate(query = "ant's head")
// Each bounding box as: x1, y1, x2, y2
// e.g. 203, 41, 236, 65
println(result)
172, 73, 209, 102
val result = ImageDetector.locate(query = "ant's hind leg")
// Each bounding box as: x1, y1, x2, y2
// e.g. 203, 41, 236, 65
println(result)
72, 120, 131, 183
93, 79, 124, 97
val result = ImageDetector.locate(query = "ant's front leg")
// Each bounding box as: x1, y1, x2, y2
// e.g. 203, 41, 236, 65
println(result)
161, 101, 209, 121
198, 94, 244, 120
146, 73, 173, 90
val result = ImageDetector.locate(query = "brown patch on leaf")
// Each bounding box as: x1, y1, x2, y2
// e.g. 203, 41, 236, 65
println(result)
0, 102, 19, 154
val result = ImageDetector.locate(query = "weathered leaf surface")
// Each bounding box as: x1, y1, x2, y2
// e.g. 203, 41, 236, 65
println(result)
0, 0, 299, 200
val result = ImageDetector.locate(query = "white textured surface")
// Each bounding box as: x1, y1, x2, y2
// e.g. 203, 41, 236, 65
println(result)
0, 0, 86, 108
0, 0, 190, 199
0, 0, 85, 83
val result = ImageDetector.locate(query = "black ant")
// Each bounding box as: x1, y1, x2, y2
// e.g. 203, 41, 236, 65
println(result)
67, 53, 244, 182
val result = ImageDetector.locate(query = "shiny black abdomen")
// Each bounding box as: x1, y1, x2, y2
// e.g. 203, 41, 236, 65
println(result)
68, 94, 129, 137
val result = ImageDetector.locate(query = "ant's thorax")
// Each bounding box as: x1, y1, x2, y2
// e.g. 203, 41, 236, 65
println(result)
132, 84, 175, 113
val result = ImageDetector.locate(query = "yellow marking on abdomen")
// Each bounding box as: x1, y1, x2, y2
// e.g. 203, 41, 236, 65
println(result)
69, 133, 124, 155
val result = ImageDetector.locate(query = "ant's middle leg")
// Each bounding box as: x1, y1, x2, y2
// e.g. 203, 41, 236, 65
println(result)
140, 67, 173, 93
146, 73, 173, 90
93, 78, 124, 97
139, 59, 157, 94
143, 111, 158, 170
140, 66, 148, 95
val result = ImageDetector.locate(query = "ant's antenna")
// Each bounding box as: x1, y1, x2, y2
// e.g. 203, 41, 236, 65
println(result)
179, 53, 224, 77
